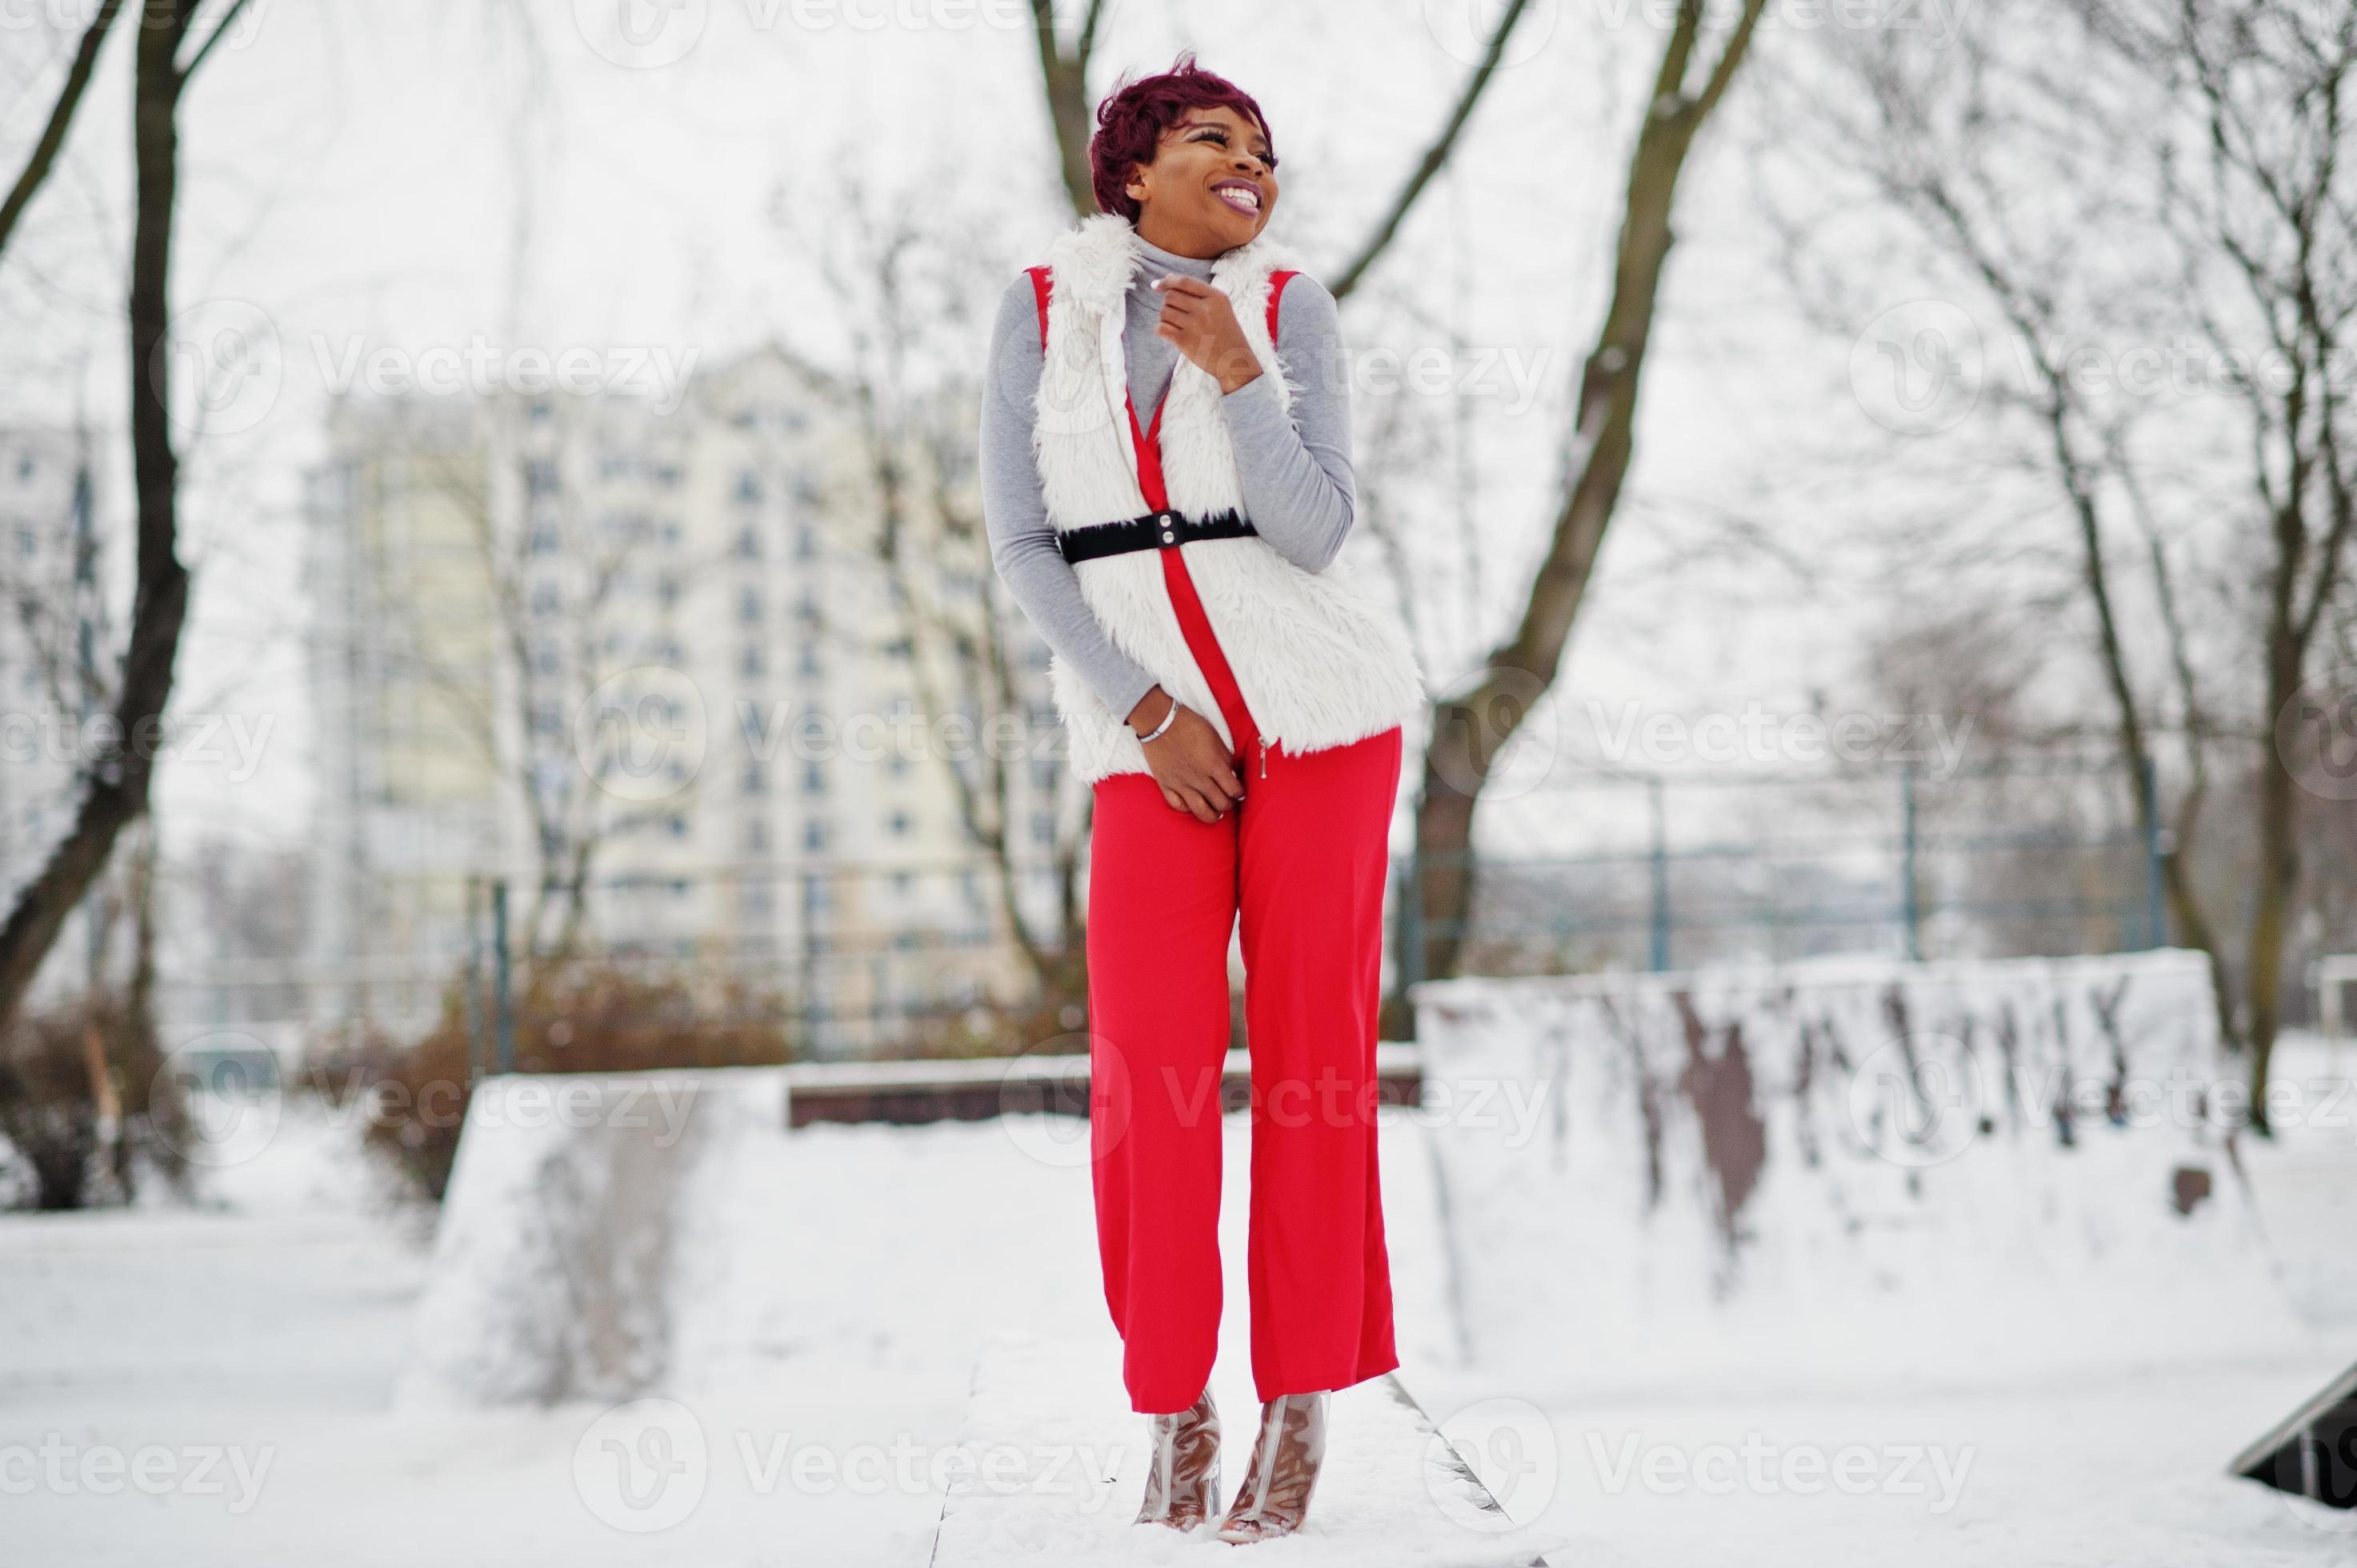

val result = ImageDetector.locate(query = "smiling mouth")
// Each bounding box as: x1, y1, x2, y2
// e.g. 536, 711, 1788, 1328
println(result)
1211, 180, 1262, 218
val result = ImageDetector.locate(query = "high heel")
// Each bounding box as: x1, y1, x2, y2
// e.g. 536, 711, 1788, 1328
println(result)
1215, 1391, 1327, 1543
1134, 1387, 1220, 1530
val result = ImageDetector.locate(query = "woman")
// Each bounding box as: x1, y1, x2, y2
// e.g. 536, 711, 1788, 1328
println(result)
979, 55, 1424, 1544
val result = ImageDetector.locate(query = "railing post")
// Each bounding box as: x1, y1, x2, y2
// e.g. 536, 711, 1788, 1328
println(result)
491, 879, 515, 1075
1901, 762, 1922, 962
1398, 847, 1425, 993
463, 875, 485, 1086
1648, 776, 1671, 973
2141, 753, 2167, 950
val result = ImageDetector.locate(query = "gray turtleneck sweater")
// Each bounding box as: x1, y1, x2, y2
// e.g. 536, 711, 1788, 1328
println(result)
978, 232, 1356, 725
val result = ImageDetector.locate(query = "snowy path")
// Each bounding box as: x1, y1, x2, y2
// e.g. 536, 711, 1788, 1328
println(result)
2, 1038, 2355, 1565
928, 1331, 1559, 1567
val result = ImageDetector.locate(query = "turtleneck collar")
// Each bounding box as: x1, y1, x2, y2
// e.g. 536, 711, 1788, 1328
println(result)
1132, 229, 1219, 282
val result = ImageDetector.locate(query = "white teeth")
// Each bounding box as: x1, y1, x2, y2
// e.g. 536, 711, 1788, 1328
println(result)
1216, 185, 1259, 213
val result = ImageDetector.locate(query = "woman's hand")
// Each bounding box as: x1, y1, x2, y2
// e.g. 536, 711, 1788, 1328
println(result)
1151, 276, 1263, 395
1126, 684, 1246, 822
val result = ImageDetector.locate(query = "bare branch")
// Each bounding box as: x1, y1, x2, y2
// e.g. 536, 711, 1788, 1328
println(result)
0, 0, 125, 261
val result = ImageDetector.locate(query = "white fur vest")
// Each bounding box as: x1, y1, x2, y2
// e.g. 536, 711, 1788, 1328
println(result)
1027, 213, 1425, 785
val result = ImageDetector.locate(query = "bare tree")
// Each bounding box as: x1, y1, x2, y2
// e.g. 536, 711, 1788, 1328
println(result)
1029, 0, 1538, 296
774, 175, 1094, 1024
1396, 0, 1771, 1028
0, 0, 251, 1037
1774, 0, 2357, 1126
0, 0, 126, 260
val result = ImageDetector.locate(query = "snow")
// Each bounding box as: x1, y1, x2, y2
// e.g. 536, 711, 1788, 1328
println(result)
2, 999, 2352, 1565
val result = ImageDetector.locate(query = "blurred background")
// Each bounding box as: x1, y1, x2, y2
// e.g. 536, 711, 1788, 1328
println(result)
2, 2, 2355, 1565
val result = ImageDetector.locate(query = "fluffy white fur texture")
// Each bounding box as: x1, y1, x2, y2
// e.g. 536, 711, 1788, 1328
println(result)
1029, 213, 1424, 785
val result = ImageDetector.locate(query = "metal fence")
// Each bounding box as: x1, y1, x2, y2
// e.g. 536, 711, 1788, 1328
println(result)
162, 757, 2170, 1063
1393, 756, 2165, 986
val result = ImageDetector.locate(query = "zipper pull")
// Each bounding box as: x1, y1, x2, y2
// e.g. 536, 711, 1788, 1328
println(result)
1259, 735, 1271, 779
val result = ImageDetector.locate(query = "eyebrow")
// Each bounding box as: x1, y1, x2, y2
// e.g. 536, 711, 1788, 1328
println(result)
1178, 118, 1272, 157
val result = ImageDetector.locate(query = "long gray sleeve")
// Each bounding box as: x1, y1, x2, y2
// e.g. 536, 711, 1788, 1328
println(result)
979, 261, 1359, 718
1222, 275, 1355, 574
979, 277, 1161, 724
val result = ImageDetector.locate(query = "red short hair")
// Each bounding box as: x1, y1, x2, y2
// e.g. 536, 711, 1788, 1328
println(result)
1089, 53, 1277, 222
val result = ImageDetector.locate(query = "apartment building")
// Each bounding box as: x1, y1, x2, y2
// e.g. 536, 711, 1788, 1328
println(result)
304, 348, 1065, 1054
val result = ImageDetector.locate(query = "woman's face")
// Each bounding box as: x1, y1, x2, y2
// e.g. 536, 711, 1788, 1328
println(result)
1125, 103, 1279, 254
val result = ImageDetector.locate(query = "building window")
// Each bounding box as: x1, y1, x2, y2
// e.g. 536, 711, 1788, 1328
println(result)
803, 818, 830, 852
526, 458, 558, 496
740, 643, 764, 679
1031, 810, 1054, 846
797, 641, 822, 677
736, 470, 761, 503
742, 762, 767, 796
738, 586, 763, 625
802, 760, 826, 795
888, 810, 912, 838
735, 524, 761, 560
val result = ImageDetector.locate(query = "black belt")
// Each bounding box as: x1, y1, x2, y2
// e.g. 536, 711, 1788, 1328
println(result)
1056, 508, 1257, 564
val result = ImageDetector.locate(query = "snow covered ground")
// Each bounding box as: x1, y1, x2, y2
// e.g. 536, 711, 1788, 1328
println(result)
2, 1034, 2352, 1566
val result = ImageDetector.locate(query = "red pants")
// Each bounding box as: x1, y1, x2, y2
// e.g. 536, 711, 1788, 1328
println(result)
1084, 542, 1404, 1414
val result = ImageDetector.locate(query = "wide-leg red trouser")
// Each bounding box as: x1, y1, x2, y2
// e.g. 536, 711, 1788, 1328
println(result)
1084, 528, 1405, 1414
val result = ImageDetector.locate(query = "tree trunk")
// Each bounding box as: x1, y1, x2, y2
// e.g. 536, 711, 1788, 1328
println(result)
0, 0, 191, 1038
1387, 2, 1766, 1038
